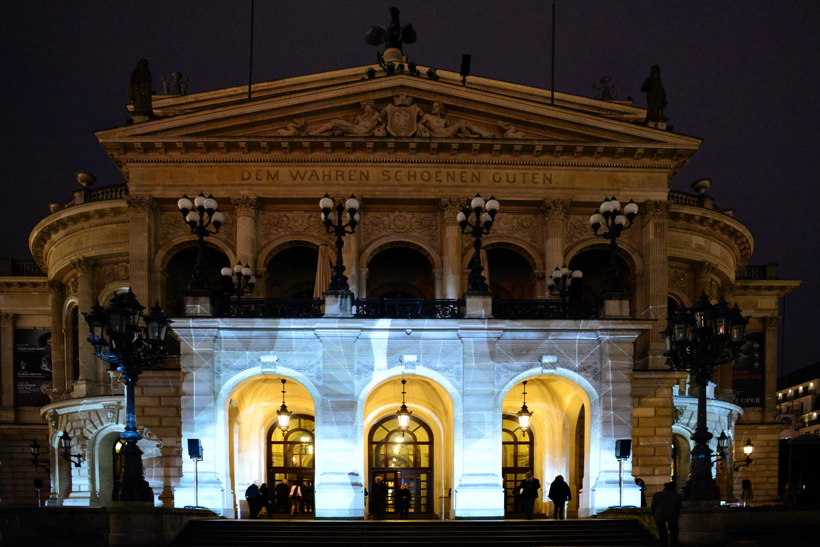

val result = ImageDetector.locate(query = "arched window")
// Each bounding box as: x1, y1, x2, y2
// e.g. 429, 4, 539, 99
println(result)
367, 247, 434, 299
267, 415, 315, 492
502, 414, 534, 514
369, 415, 434, 515
266, 246, 319, 298
487, 248, 535, 299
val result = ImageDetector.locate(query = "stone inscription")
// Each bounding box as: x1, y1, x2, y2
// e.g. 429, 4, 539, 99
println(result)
240, 168, 553, 186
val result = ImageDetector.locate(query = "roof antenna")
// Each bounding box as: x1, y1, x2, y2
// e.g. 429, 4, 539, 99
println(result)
247, 0, 255, 102
460, 54, 471, 87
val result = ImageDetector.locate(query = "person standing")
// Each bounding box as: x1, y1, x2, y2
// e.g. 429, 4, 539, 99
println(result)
289, 480, 303, 516
258, 482, 272, 518
395, 483, 412, 519
244, 480, 263, 519
275, 479, 290, 514
548, 475, 572, 520
651, 482, 682, 546
371, 476, 389, 519
517, 472, 541, 520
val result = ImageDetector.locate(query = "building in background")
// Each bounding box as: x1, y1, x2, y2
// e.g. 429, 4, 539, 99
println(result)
0, 56, 798, 516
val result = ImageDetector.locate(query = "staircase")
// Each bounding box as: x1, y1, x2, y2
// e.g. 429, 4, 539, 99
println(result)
171, 518, 657, 546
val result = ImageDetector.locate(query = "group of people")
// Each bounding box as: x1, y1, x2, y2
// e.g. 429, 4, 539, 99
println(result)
368, 476, 412, 519
515, 473, 572, 520
244, 478, 314, 519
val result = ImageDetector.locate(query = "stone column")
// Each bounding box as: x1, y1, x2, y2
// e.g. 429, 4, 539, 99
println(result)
541, 199, 570, 291
0, 313, 14, 421
343, 224, 361, 299
455, 328, 504, 517
47, 281, 66, 398
230, 196, 260, 270
314, 328, 363, 518
639, 200, 671, 369
763, 316, 780, 422
72, 257, 97, 397
125, 196, 156, 306
440, 198, 464, 300
694, 261, 717, 299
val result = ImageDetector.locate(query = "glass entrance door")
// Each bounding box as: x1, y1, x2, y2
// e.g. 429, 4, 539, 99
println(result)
369, 415, 435, 516
502, 415, 533, 515
267, 414, 315, 513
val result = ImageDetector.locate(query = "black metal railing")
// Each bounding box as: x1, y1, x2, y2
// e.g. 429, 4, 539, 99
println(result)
215, 298, 325, 318
354, 298, 465, 319
492, 298, 601, 320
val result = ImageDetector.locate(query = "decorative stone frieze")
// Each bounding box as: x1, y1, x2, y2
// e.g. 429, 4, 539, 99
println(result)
669, 267, 690, 293
363, 211, 438, 240
565, 217, 592, 245
259, 211, 327, 239
487, 214, 538, 240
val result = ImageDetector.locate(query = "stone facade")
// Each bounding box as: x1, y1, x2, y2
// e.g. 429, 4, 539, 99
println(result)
0, 64, 799, 515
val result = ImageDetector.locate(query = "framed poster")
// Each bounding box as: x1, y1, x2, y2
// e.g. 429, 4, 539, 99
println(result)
14, 328, 52, 406
732, 331, 764, 408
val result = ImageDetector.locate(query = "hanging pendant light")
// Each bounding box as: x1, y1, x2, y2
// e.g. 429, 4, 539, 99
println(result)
396, 378, 412, 435
277, 379, 292, 435
517, 381, 532, 437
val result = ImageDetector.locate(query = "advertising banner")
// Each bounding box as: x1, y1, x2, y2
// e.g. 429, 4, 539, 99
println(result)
14, 328, 52, 406
732, 331, 765, 407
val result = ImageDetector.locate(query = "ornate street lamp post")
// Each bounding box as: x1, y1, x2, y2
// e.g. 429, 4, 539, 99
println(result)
662, 293, 747, 502
178, 193, 224, 290
457, 194, 500, 293
320, 194, 360, 292
221, 263, 256, 299
547, 265, 583, 301
84, 290, 171, 502
589, 197, 638, 297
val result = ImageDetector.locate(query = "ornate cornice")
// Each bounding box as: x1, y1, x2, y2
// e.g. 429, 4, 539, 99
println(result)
125, 195, 156, 214
231, 195, 261, 216
668, 207, 753, 268
541, 199, 570, 220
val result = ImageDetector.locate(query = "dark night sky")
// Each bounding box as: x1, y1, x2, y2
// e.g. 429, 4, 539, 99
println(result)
1, 1, 818, 374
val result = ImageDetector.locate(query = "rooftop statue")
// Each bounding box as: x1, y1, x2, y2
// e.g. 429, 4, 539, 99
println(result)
592, 76, 618, 101
161, 71, 189, 95
365, 7, 417, 53
641, 65, 667, 126
128, 59, 153, 119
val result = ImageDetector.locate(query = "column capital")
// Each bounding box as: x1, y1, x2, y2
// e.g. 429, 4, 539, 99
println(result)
230, 195, 260, 216
46, 280, 64, 295
641, 199, 671, 221
695, 261, 717, 275
765, 315, 781, 328
71, 257, 97, 273
540, 198, 571, 220
125, 195, 156, 214
0, 312, 13, 325
439, 197, 466, 215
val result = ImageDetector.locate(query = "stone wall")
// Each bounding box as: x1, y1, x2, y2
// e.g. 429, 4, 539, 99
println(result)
0, 425, 51, 506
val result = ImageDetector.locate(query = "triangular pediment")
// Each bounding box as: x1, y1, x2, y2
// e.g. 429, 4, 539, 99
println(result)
98, 66, 698, 146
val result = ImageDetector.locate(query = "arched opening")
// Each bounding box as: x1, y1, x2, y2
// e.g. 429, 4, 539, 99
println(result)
227, 376, 315, 517
486, 248, 535, 299
367, 247, 434, 299
502, 414, 533, 515
502, 376, 590, 518
164, 245, 230, 317
266, 245, 320, 298
369, 414, 434, 515
569, 248, 634, 313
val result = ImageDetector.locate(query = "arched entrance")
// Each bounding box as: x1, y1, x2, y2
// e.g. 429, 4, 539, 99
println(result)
369, 414, 434, 516
267, 414, 315, 511
502, 414, 533, 515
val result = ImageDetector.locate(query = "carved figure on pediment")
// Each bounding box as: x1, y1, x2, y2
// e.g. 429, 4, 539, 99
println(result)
275, 119, 305, 136
417, 101, 494, 138
128, 59, 153, 118
498, 121, 527, 139
382, 95, 422, 136
309, 100, 384, 136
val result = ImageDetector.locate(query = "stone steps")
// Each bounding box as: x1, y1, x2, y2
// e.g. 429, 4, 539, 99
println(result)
171, 518, 657, 546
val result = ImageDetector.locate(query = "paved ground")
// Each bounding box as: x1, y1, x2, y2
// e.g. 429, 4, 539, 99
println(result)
725, 525, 816, 547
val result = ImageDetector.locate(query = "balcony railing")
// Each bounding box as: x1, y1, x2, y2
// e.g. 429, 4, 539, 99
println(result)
215, 298, 324, 318
492, 298, 601, 320
354, 298, 465, 319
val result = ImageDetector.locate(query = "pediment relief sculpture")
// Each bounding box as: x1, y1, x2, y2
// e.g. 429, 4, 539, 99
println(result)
299, 95, 525, 139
